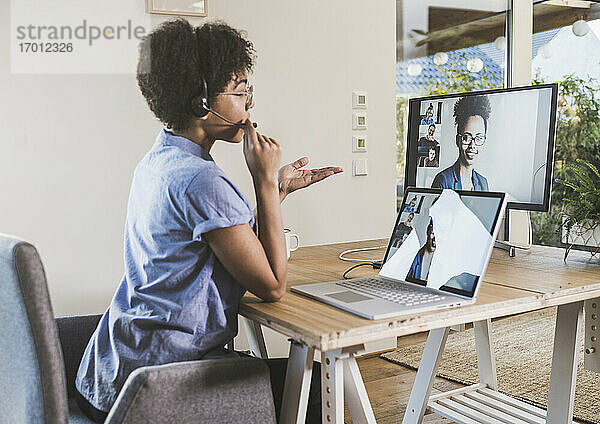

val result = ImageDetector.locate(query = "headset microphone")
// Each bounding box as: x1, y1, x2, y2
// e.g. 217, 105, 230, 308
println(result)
210, 108, 258, 128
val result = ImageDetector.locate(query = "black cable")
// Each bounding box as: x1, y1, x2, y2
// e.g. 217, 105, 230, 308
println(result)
342, 263, 374, 279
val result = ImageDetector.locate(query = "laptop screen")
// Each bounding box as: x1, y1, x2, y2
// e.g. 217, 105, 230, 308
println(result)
381, 188, 505, 298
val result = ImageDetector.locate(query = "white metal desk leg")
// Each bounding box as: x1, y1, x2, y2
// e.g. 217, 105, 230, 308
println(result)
280, 341, 315, 424
547, 301, 583, 424
242, 316, 268, 359
344, 355, 376, 423
584, 298, 600, 373
402, 327, 450, 424
473, 319, 498, 390
322, 349, 344, 424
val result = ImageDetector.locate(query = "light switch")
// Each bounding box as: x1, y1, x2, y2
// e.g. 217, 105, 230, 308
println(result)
352, 91, 368, 109
353, 136, 367, 152
352, 113, 367, 130
353, 159, 368, 176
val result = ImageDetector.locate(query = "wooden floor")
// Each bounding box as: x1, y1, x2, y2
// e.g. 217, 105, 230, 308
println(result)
352, 354, 458, 423
349, 332, 459, 423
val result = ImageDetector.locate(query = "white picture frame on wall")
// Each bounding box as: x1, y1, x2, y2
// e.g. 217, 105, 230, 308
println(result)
146, 0, 207, 17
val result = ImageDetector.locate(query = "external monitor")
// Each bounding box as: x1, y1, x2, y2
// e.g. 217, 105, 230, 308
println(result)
404, 83, 558, 211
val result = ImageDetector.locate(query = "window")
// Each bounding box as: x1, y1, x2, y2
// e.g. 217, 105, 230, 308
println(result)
396, 1, 508, 209
529, 0, 600, 247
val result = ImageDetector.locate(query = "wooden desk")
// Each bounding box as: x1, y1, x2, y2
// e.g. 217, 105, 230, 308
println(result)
239, 240, 600, 424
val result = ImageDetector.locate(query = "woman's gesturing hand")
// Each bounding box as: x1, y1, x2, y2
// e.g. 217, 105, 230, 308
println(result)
243, 119, 281, 187
278, 157, 343, 202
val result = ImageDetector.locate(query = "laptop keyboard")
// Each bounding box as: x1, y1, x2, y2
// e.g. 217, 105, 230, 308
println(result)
337, 277, 446, 306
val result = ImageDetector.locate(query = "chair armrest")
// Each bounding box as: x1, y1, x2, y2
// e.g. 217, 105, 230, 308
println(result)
55, 314, 103, 398
105, 357, 276, 424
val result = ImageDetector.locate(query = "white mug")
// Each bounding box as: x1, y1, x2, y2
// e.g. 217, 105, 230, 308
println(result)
284, 228, 300, 259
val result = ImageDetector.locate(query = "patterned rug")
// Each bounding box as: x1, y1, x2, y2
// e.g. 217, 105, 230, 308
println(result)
381, 307, 600, 423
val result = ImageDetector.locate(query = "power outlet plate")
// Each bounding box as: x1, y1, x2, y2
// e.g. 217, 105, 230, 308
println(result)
352, 113, 367, 130
352, 136, 367, 152
352, 91, 368, 109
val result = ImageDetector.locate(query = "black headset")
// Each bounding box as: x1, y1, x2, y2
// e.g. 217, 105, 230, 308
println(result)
190, 77, 210, 118
189, 28, 257, 127
190, 29, 211, 118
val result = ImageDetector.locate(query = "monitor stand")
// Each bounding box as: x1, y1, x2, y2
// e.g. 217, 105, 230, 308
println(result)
494, 210, 516, 257
494, 241, 516, 257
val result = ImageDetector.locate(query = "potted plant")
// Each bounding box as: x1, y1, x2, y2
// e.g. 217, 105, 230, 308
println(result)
556, 159, 600, 261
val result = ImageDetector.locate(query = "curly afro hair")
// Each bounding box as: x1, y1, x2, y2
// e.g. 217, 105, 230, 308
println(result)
453, 95, 491, 133
136, 19, 255, 131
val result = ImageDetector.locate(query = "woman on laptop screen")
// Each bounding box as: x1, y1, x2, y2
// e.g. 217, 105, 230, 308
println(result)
431, 95, 491, 191
406, 218, 436, 281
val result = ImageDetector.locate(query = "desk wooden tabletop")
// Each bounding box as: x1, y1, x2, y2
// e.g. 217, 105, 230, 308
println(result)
239, 239, 600, 351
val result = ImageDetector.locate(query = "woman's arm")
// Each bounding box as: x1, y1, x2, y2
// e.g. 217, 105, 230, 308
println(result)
204, 121, 287, 301
204, 223, 286, 301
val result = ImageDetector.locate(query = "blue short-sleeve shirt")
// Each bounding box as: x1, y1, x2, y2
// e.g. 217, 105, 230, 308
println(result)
75, 129, 254, 412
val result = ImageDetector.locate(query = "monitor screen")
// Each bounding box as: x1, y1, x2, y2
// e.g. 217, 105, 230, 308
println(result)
404, 84, 558, 211
382, 188, 506, 298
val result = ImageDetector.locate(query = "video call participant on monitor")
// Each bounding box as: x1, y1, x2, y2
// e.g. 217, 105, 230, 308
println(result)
421, 147, 439, 168
431, 95, 491, 191
420, 103, 435, 125
406, 218, 436, 281
418, 124, 440, 160
418, 124, 438, 149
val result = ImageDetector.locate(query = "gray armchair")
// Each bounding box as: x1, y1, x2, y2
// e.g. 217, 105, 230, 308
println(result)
0, 234, 277, 424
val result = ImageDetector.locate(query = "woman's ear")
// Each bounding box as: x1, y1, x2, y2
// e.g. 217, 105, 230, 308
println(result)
193, 114, 210, 126
188, 115, 209, 133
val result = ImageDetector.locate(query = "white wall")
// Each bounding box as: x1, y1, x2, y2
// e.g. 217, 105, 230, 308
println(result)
0, 0, 396, 315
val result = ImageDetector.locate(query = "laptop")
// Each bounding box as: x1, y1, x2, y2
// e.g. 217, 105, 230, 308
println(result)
291, 188, 507, 319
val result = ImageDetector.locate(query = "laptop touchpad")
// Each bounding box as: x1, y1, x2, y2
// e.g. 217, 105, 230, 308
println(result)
326, 291, 372, 303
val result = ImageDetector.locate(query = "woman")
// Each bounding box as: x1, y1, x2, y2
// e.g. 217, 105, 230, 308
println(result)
431, 95, 490, 191
75, 19, 341, 423
406, 218, 436, 282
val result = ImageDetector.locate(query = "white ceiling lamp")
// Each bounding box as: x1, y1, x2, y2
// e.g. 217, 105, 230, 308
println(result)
407, 63, 422, 76
433, 52, 449, 65
494, 36, 507, 51
572, 19, 590, 37
538, 43, 554, 59
466, 57, 484, 73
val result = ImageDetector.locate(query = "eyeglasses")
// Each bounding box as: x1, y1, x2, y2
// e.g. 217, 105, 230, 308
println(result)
458, 133, 486, 146
219, 84, 254, 107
